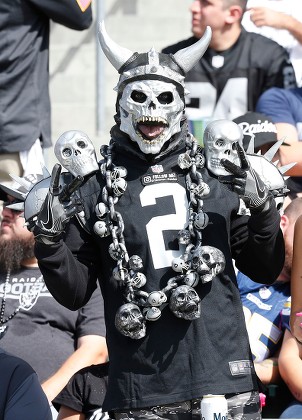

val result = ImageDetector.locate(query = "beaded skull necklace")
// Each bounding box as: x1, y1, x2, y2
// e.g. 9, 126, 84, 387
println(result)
92, 133, 226, 339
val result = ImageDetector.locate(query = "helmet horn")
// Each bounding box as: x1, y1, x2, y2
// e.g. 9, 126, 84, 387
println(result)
173, 26, 212, 73
98, 21, 134, 71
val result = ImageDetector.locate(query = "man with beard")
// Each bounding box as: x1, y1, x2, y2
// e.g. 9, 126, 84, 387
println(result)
0, 188, 108, 419
237, 198, 302, 417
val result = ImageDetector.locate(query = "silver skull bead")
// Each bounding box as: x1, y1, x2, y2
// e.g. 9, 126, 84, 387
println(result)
115, 303, 146, 339
169, 285, 201, 320
191, 245, 226, 283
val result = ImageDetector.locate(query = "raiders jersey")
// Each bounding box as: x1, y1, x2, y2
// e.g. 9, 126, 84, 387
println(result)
36, 126, 284, 412
162, 28, 296, 121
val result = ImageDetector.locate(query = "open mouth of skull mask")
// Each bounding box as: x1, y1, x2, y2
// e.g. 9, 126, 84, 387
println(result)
119, 80, 184, 154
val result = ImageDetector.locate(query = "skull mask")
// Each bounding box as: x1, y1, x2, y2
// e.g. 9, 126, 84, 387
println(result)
191, 245, 226, 283
119, 79, 184, 154
98, 22, 212, 155
115, 303, 146, 339
54, 130, 99, 177
169, 285, 201, 320
203, 120, 243, 176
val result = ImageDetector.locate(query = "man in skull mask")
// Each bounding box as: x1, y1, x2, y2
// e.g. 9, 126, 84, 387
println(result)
18, 22, 285, 420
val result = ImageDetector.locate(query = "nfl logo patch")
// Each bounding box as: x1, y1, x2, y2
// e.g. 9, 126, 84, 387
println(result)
151, 165, 164, 174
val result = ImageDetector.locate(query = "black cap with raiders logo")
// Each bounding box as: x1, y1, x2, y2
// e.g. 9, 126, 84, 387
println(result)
233, 112, 287, 151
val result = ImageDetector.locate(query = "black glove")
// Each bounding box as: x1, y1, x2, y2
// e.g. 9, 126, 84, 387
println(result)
34, 164, 84, 244
220, 142, 269, 211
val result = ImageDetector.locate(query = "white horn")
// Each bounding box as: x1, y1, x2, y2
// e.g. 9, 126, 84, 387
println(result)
98, 21, 134, 71
173, 26, 212, 73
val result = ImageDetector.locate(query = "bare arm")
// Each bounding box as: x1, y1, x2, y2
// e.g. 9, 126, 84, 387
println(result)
279, 329, 302, 401
290, 215, 302, 341
249, 7, 302, 44
41, 335, 108, 403
58, 406, 85, 420
254, 356, 280, 385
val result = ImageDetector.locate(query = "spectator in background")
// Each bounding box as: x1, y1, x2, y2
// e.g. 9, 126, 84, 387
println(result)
242, 1, 302, 86
256, 87, 302, 204
0, 347, 52, 420
237, 198, 302, 417
162, 0, 296, 144
0, 0, 92, 184
278, 213, 302, 418
0, 183, 108, 419
55, 362, 109, 420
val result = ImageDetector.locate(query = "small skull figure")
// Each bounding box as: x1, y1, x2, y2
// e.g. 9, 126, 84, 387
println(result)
54, 130, 99, 177
169, 285, 201, 320
191, 245, 226, 283
115, 303, 146, 339
203, 120, 243, 176
129, 255, 143, 271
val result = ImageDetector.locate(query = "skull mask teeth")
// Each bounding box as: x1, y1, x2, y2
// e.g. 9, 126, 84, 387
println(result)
119, 80, 184, 154
203, 120, 243, 176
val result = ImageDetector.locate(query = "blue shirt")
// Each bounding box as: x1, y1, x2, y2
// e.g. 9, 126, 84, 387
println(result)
237, 271, 290, 362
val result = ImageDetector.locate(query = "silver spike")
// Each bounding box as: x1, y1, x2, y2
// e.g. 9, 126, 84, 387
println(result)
279, 162, 297, 174
246, 137, 255, 154
263, 140, 283, 162
9, 174, 34, 191
42, 165, 51, 179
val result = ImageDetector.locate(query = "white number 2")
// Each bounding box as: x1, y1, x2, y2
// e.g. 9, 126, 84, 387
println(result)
140, 183, 188, 269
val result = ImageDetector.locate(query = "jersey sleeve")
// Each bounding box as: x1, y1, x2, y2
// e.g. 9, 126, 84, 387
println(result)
76, 285, 106, 338
231, 197, 285, 284
28, 0, 92, 30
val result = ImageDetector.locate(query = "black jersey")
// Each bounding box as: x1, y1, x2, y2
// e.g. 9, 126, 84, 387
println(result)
162, 28, 296, 121
35, 126, 284, 412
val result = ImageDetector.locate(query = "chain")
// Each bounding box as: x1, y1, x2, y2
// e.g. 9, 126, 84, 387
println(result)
96, 134, 210, 307
0, 270, 20, 325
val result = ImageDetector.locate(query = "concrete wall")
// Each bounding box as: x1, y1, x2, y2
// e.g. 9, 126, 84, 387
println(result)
47, 0, 192, 167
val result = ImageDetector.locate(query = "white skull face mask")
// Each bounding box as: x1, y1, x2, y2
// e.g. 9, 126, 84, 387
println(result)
54, 130, 99, 177
119, 80, 184, 154
204, 120, 243, 176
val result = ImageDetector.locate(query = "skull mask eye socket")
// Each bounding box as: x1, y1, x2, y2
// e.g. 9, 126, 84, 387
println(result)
215, 138, 225, 148
176, 292, 186, 302
131, 90, 147, 103
77, 140, 87, 149
202, 253, 211, 263
63, 148, 72, 157
157, 91, 173, 104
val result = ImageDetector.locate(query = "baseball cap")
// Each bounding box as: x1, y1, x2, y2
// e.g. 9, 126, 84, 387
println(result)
233, 112, 285, 151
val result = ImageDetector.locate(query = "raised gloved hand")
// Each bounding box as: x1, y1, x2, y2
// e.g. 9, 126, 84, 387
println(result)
34, 164, 84, 244
220, 142, 269, 212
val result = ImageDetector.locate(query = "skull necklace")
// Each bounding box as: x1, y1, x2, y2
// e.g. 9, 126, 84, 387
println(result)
93, 134, 226, 339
